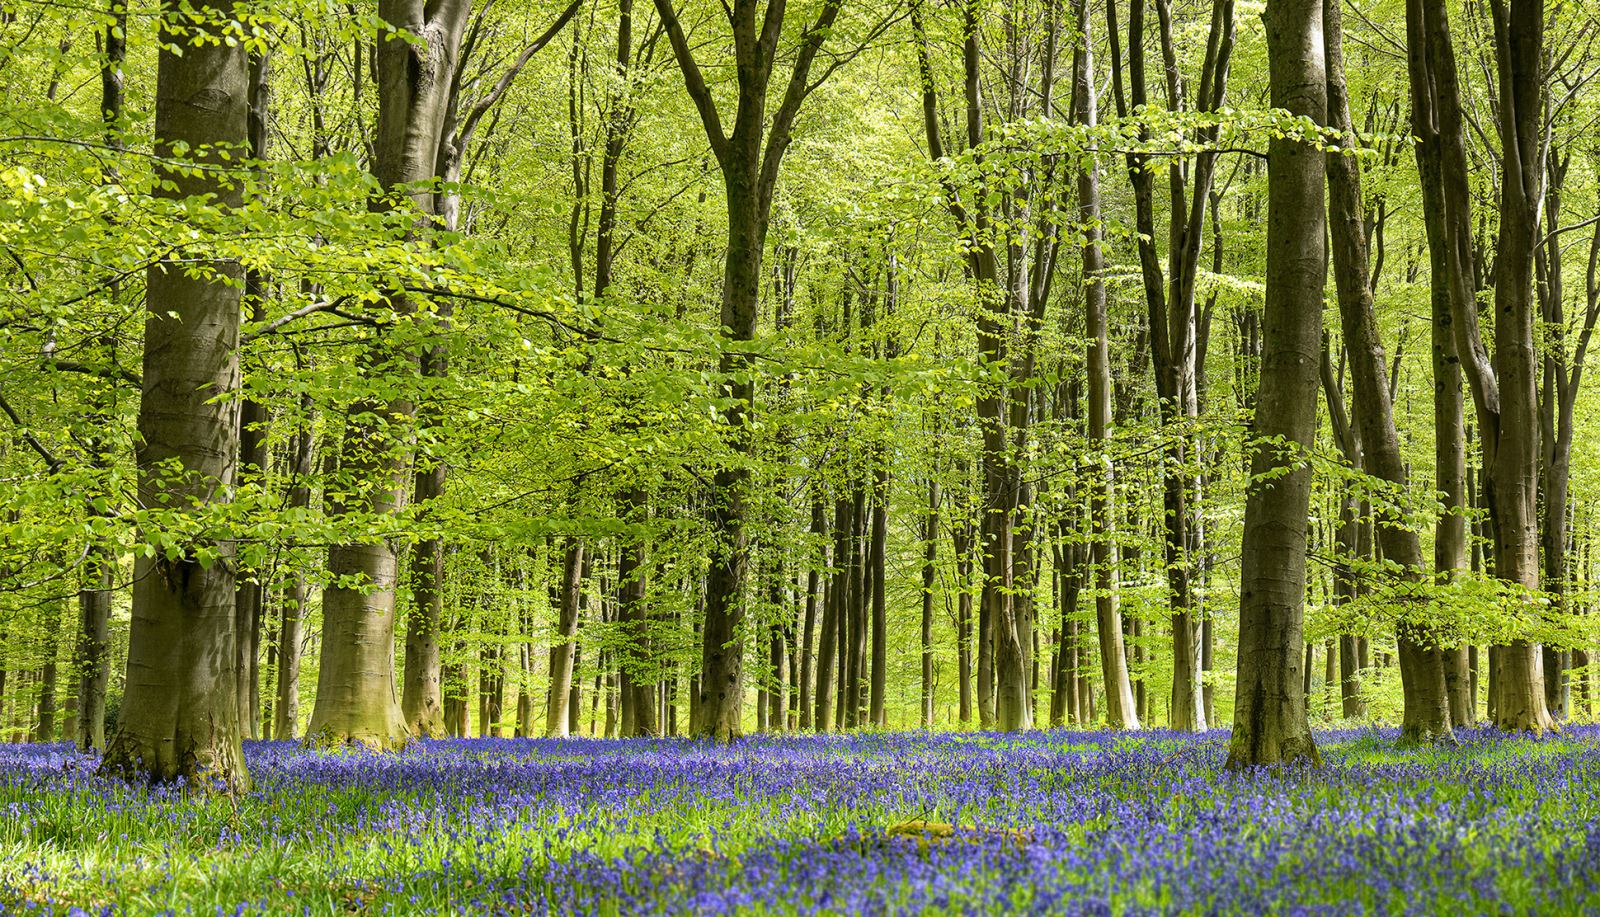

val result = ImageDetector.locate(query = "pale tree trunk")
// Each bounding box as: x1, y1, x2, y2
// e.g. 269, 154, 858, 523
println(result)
1226, 0, 1325, 768
545, 538, 584, 737
102, 0, 250, 789
1323, 0, 1451, 742
1072, 0, 1139, 728
308, 0, 472, 749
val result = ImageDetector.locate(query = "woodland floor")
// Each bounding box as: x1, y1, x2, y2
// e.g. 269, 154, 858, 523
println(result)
0, 725, 1596, 915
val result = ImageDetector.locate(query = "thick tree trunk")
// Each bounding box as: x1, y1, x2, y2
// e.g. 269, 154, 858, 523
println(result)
1226, 0, 1325, 768
102, 0, 250, 790
309, 0, 471, 749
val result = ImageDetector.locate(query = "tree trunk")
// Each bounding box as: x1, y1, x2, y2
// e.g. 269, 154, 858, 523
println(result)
868, 462, 889, 727
921, 478, 939, 729
308, 0, 471, 749
798, 499, 825, 730
1324, 0, 1451, 742
545, 538, 584, 737
102, 0, 250, 790
1074, 4, 1140, 730
954, 515, 974, 725
1226, 0, 1325, 768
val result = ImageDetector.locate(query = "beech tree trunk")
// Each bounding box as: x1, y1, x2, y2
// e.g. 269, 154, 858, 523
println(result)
1323, 0, 1451, 742
102, 0, 250, 790
308, 0, 472, 749
75, 0, 126, 755
1226, 0, 1325, 768
545, 538, 584, 737
1073, 3, 1139, 729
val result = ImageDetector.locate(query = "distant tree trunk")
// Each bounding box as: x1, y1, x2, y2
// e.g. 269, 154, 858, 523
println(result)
868, 463, 889, 727
846, 487, 868, 727
1073, 2, 1140, 730
953, 512, 975, 725
234, 48, 272, 742
814, 495, 844, 730
102, 0, 250, 789
75, 0, 127, 755
921, 478, 940, 729
1226, 0, 1325, 768
656, 0, 845, 743
271, 394, 314, 742
798, 499, 825, 730
34, 620, 58, 743
309, 0, 472, 749
546, 539, 584, 737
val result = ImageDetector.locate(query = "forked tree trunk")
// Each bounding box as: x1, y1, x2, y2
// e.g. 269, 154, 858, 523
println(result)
1226, 0, 1325, 768
307, 0, 471, 750
101, 0, 250, 790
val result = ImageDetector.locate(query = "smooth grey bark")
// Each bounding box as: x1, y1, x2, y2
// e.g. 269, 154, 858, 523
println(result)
1072, 0, 1139, 729
545, 538, 584, 737
1226, 0, 1325, 768
308, 0, 472, 749
1323, 0, 1452, 743
101, 0, 250, 790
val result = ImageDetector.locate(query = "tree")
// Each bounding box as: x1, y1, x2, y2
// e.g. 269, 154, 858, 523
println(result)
1323, 0, 1451, 743
308, 0, 473, 749
1227, 0, 1326, 768
653, 0, 849, 741
100, 0, 251, 790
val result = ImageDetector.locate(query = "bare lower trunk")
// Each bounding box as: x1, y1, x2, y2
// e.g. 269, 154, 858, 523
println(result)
1323, 0, 1450, 742
74, 548, 113, 751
